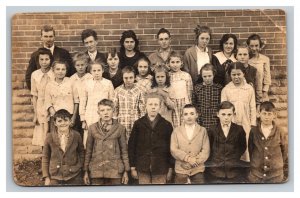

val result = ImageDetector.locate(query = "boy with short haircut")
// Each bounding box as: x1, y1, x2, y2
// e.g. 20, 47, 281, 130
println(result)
113, 66, 145, 141
148, 28, 175, 71
171, 104, 210, 184
248, 101, 288, 183
128, 93, 173, 184
42, 109, 84, 185
206, 101, 247, 183
84, 99, 129, 185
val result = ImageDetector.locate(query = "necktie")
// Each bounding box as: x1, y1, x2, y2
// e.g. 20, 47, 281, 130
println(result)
61, 134, 66, 152
40, 73, 50, 96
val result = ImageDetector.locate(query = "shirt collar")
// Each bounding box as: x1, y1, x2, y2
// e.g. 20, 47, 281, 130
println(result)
44, 45, 55, 55
195, 45, 208, 53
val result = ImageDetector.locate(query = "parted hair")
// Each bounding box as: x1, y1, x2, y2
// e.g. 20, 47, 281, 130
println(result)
40, 25, 55, 36
218, 101, 236, 113
36, 48, 54, 68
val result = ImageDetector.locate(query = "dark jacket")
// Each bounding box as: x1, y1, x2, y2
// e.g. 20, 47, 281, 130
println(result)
84, 119, 130, 179
248, 122, 288, 180
128, 114, 174, 175
103, 68, 123, 89
206, 123, 246, 179
211, 54, 233, 87
119, 50, 146, 70
42, 129, 84, 181
25, 46, 75, 90
85, 50, 106, 71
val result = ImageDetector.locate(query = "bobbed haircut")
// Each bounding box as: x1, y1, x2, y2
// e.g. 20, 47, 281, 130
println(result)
119, 30, 139, 53
246, 33, 264, 48
227, 61, 246, 76
52, 60, 69, 73
200, 63, 216, 76
151, 65, 171, 88
35, 48, 54, 68
219, 33, 238, 53
167, 51, 183, 63
194, 25, 212, 45
121, 66, 136, 77
72, 51, 89, 65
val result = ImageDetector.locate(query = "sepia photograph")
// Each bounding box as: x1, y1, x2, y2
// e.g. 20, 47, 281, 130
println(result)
11, 9, 288, 187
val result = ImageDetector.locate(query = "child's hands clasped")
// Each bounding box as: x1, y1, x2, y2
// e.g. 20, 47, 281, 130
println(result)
187, 156, 199, 167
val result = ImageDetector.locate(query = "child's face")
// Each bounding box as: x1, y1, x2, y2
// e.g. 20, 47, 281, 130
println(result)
231, 69, 244, 85
137, 60, 149, 77
84, 36, 98, 53
107, 54, 119, 70
260, 109, 276, 126
123, 72, 135, 89
182, 107, 198, 125
75, 60, 87, 75
202, 70, 214, 85
169, 57, 182, 72
248, 39, 260, 55
236, 48, 249, 65
197, 32, 210, 49
217, 108, 234, 126
39, 54, 51, 70
124, 38, 135, 52
155, 71, 167, 87
97, 105, 113, 122
158, 33, 171, 50
53, 63, 67, 80
90, 64, 103, 80
223, 37, 235, 54
146, 98, 161, 117
54, 117, 71, 132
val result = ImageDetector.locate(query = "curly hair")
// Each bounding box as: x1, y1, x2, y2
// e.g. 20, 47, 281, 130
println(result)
119, 30, 139, 53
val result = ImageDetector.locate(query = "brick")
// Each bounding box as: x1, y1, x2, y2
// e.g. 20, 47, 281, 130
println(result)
213, 28, 231, 34
121, 23, 137, 29
207, 22, 224, 28
104, 24, 121, 29
234, 17, 250, 22
243, 10, 261, 16
269, 87, 287, 95
137, 13, 155, 18
199, 17, 216, 23
172, 12, 191, 18
53, 15, 69, 19
121, 12, 138, 19
208, 11, 225, 17
112, 18, 129, 24
138, 23, 155, 29
277, 110, 288, 119
12, 95, 31, 105
190, 11, 208, 18
251, 16, 270, 22
14, 146, 28, 154
13, 129, 33, 139
147, 18, 164, 23
86, 13, 104, 19
104, 13, 121, 19
103, 35, 121, 41
156, 13, 173, 18
225, 11, 243, 16
164, 18, 181, 23
13, 154, 42, 161
223, 22, 241, 28
13, 138, 32, 146
231, 28, 249, 33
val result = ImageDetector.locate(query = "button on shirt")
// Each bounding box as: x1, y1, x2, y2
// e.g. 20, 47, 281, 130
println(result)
195, 46, 210, 74
261, 125, 273, 139
184, 124, 195, 140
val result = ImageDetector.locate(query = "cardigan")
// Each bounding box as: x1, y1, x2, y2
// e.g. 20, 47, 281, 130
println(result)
183, 46, 213, 84
206, 123, 246, 179
171, 124, 210, 176
128, 114, 174, 175
84, 119, 130, 178
42, 129, 84, 181
248, 122, 288, 180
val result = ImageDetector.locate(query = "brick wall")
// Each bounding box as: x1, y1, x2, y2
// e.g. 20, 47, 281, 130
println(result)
12, 9, 287, 161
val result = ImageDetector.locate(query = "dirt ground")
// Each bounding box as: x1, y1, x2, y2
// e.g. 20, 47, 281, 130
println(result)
13, 158, 44, 186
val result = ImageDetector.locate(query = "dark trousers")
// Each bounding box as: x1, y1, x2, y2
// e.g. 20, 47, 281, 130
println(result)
91, 178, 122, 185
248, 171, 284, 183
175, 172, 205, 184
50, 172, 83, 186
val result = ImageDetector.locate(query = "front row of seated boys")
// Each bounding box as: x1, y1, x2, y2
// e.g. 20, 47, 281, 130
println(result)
42, 93, 288, 185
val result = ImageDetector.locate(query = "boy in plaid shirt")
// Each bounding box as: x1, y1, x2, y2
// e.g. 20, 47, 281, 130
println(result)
192, 63, 222, 130
113, 66, 145, 141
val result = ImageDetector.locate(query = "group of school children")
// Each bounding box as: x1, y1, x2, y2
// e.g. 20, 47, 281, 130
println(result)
28, 25, 288, 186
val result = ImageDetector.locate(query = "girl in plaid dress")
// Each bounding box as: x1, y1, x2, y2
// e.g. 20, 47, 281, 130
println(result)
135, 56, 153, 94
192, 63, 222, 130
168, 51, 193, 128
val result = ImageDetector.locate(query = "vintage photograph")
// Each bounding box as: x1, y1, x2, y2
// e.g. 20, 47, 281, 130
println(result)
11, 9, 288, 186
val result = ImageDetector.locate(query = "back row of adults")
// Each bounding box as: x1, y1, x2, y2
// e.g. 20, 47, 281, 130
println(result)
25, 25, 270, 106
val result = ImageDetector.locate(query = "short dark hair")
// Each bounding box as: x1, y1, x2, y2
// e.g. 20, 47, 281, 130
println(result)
157, 28, 171, 38
219, 33, 238, 53
119, 30, 139, 53
134, 56, 151, 76
81, 29, 98, 43
260, 101, 276, 112
167, 51, 183, 63
41, 25, 55, 36
227, 61, 246, 76
218, 101, 235, 113
151, 65, 171, 88
246, 34, 264, 48
105, 47, 119, 60
53, 109, 72, 121
194, 25, 212, 45
98, 99, 114, 109
36, 48, 54, 68
121, 66, 136, 77
183, 104, 197, 111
